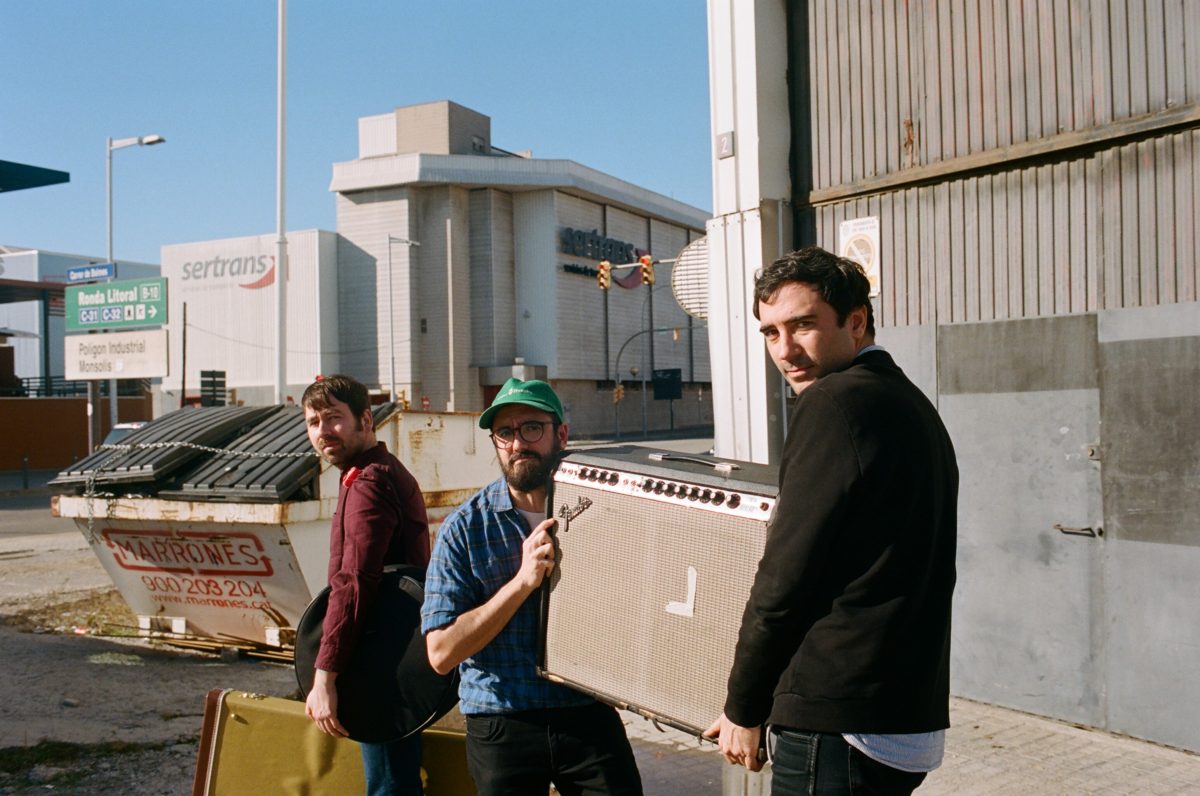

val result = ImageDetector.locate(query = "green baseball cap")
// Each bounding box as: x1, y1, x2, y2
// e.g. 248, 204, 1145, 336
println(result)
478, 378, 564, 429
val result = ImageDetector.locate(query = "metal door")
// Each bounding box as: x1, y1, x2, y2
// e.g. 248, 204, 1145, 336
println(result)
936, 316, 1106, 727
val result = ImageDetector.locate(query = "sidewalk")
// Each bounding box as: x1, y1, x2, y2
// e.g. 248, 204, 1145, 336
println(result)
626, 698, 1200, 795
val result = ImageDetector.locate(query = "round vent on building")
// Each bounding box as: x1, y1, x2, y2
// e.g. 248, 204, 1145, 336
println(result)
670, 236, 708, 320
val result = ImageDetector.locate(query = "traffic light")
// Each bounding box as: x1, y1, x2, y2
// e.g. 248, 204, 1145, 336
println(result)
639, 254, 655, 285
613, 383, 625, 403
597, 260, 611, 290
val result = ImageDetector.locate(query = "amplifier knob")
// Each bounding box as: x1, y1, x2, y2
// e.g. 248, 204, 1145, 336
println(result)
700, 489, 712, 503
687, 487, 700, 501
727, 493, 741, 508
642, 478, 654, 492
654, 481, 665, 493
663, 483, 675, 495
713, 491, 726, 505
608, 472, 619, 484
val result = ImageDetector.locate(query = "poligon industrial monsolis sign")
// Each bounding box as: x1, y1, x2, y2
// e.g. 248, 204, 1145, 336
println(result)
64, 327, 168, 380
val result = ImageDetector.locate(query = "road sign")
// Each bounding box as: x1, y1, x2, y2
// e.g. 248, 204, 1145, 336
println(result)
65, 327, 168, 380
66, 263, 115, 283
65, 276, 167, 332
652, 368, 683, 401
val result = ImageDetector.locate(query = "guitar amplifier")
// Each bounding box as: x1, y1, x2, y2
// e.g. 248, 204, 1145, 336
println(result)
539, 445, 778, 737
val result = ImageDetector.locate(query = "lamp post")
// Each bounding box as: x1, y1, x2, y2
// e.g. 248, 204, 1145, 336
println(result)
104, 133, 165, 435
386, 235, 419, 403
612, 325, 684, 440
630, 366, 648, 438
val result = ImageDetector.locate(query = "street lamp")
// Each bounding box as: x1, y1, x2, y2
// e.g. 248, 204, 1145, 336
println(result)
105, 134, 165, 433
107, 135, 165, 262
630, 366, 648, 438
612, 325, 684, 440
386, 235, 419, 403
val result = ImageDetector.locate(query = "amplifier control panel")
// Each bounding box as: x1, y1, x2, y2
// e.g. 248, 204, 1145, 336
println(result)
555, 461, 775, 522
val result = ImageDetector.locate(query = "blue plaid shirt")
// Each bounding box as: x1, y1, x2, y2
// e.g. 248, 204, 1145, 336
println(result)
420, 477, 593, 715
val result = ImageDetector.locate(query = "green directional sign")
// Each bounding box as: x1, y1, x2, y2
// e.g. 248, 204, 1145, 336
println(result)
65, 276, 167, 332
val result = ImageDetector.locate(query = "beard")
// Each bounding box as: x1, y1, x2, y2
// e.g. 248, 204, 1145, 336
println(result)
501, 445, 562, 493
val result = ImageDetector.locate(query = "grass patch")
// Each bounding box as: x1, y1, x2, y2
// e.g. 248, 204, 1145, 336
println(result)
2, 588, 138, 636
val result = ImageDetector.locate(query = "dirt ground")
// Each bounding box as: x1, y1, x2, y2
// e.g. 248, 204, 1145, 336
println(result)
0, 491, 723, 795
0, 527, 299, 795
0, 558, 720, 796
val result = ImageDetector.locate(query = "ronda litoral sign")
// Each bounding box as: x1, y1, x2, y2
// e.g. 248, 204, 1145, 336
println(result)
65, 276, 167, 332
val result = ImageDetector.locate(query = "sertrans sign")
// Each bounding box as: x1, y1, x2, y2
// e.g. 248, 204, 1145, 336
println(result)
179, 254, 277, 290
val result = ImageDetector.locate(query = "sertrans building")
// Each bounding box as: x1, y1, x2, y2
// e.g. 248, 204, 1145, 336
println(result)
158, 101, 710, 437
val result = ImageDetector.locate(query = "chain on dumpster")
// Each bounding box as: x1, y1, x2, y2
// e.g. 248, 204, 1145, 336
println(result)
81, 441, 313, 543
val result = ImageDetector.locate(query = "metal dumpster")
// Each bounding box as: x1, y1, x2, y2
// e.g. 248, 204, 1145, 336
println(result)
50, 404, 497, 650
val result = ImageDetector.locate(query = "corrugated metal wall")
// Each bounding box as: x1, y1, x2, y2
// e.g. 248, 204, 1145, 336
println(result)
807, 0, 1200, 182
797, 0, 1200, 326
787, 0, 1200, 752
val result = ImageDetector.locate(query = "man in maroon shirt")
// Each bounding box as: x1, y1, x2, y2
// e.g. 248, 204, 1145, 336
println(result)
302, 374, 431, 796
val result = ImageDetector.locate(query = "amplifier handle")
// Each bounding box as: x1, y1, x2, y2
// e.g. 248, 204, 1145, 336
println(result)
647, 452, 739, 474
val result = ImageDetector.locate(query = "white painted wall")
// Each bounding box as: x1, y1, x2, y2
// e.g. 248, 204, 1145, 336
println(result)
159, 230, 337, 399
706, 0, 793, 463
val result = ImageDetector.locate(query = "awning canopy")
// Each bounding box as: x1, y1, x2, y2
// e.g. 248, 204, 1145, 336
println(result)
0, 159, 70, 193
0, 277, 66, 305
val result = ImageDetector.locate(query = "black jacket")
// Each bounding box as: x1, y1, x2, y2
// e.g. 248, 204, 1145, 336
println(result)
723, 349, 958, 733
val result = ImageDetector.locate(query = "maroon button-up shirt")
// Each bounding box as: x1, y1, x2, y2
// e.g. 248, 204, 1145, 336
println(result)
316, 441, 430, 672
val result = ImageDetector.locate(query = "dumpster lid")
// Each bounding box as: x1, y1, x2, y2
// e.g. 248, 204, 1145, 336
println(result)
372, 402, 399, 429
52, 402, 404, 503
50, 405, 279, 491
158, 406, 318, 504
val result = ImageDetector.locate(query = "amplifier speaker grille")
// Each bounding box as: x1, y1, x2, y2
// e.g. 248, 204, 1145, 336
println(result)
543, 475, 768, 736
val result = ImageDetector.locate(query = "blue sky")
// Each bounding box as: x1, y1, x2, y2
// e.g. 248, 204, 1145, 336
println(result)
1, 1, 712, 266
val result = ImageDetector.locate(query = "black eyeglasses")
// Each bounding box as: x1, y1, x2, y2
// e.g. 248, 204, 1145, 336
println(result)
490, 420, 555, 447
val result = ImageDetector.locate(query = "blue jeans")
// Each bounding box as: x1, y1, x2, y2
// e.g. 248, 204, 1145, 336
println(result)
767, 729, 926, 796
360, 734, 423, 796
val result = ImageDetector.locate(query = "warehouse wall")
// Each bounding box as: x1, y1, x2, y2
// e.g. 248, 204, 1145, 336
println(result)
782, 0, 1200, 751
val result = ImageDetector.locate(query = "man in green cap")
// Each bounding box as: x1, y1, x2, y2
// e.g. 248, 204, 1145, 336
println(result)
421, 378, 643, 795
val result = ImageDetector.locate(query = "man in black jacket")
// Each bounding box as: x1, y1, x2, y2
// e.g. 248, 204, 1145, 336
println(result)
705, 246, 958, 794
